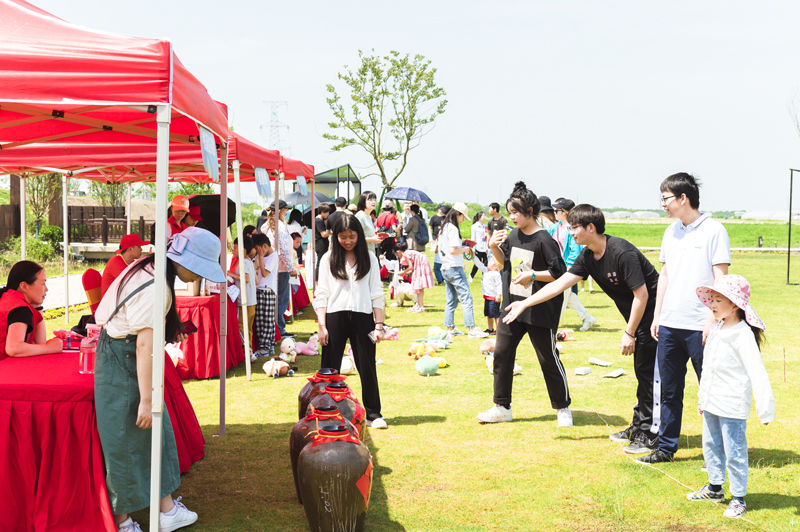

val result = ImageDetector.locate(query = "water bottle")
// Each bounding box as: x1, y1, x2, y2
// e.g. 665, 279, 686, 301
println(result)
79, 335, 96, 374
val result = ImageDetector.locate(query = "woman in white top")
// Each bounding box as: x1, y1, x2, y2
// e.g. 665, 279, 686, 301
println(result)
93, 227, 226, 532
314, 212, 388, 429
439, 203, 488, 338
469, 210, 488, 281
686, 274, 773, 519
355, 191, 384, 255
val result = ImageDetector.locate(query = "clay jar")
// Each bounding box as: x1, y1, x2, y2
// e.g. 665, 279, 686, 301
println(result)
290, 405, 358, 504
298, 368, 347, 419
307, 382, 366, 440
297, 424, 373, 532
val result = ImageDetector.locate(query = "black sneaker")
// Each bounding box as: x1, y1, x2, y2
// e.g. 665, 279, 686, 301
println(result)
636, 449, 674, 464
609, 425, 635, 443
624, 433, 658, 454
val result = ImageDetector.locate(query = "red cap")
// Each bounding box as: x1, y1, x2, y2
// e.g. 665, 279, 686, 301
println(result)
188, 205, 203, 222
117, 233, 151, 253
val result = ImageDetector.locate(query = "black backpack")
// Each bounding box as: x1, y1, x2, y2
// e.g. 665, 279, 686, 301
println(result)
415, 217, 429, 245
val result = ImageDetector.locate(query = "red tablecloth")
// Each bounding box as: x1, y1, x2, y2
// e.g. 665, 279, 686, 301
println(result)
175, 294, 244, 379
291, 275, 311, 314
0, 352, 205, 531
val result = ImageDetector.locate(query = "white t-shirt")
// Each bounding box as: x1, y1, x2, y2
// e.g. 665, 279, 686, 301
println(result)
242, 258, 257, 306
256, 251, 278, 292
95, 260, 171, 339
658, 214, 730, 330
439, 223, 464, 270
481, 270, 502, 300
471, 222, 488, 253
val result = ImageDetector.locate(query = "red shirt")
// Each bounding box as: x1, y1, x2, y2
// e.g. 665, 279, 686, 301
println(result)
101, 254, 130, 297
167, 215, 187, 239
375, 212, 398, 230
0, 289, 43, 360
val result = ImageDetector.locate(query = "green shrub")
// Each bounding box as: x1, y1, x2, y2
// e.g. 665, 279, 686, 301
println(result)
26, 237, 56, 263
38, 224, 63, 254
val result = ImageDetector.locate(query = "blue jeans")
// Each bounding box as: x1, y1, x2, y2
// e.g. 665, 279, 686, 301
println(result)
277, 272, 290, 335
433, 256, 443, 284
442, 267, 475, 329
703, 412, 748, 497
652, 326, 704, 455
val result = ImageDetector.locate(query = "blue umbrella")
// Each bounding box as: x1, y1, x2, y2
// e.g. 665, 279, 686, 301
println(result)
385, 186, 433, 203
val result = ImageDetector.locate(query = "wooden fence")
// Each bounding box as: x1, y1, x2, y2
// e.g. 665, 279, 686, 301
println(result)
67, 206, 154, 245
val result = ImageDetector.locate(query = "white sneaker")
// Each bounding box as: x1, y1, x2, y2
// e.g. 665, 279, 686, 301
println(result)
557, 408, 573, 427
579, 315, 597, 332
448, 327, 465, 336
159, 497, 198, 532
117, 518, 142, 532
477, 404, 513, 423
367, 417, 388, 429
467, 327, 489, 338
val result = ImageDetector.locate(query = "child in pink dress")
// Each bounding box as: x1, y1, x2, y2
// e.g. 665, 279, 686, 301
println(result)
394, 242, 434, 313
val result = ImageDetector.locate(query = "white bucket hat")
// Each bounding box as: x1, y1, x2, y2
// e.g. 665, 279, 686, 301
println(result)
696, 274, 765, 330
166, 226, 226, 283
451, 202, 469, 218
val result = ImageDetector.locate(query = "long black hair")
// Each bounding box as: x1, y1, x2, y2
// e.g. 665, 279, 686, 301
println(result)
116, 254, 182, 343
737, 309, 765, 349
328, 213, 371, 281
443, 207, 463, 239
506, 181, 540, 218
0, 260, 44, 299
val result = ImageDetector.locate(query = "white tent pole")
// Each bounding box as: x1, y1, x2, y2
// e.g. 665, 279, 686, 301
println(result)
149, 104, 171, 532
233, 160, 252, 379
127, 182, 132, 234
273, 173, 280, 330
62, 174, 69, 325
20, 176, 26, 260
219, 146, 229, 437
310, 177, 316, 294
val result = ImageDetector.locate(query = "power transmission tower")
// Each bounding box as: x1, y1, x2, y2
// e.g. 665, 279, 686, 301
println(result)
261, 100, 290, 155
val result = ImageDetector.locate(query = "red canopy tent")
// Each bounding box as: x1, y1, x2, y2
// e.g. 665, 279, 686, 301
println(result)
0, 1, 230, 528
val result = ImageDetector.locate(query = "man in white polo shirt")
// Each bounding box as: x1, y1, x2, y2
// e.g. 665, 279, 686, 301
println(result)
638, 172, 730, 464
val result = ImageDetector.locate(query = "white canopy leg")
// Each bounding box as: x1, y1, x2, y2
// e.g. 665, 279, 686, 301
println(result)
63, 174, 69, 325
127, 182, 132, 234
20, 176, 26, 260
149, 104, 171, 532
219, 146, 229, 437
233, 160, 252, 379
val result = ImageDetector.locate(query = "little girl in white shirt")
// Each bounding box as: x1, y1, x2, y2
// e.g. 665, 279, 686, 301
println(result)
686, 274, 774, 519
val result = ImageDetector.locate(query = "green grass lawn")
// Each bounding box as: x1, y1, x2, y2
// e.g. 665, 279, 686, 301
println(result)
44, 250, 800, 530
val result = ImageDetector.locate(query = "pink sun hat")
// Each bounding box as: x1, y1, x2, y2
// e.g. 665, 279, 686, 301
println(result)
696, 274, 765, 331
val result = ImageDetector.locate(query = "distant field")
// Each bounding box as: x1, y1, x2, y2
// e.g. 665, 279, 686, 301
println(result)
0, 188, 9, 204
607, 220, 798, 248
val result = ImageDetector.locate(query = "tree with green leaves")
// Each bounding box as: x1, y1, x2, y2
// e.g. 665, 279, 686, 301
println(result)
25, 173, 60, 227
170, 182, 214, 199
324, 50, 447, 193
88, 180, 126, 207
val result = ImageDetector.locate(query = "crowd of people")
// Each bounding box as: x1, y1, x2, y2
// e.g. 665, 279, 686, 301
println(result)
0, 172, 777, 526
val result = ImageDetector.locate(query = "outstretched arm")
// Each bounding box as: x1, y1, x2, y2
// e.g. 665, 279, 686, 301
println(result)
503, 272, 581, 324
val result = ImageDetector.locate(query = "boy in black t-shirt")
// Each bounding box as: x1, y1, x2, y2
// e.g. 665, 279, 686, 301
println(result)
502, 204, 660, 454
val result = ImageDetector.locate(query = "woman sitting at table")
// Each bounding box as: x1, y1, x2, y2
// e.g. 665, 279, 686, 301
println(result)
94, 227, 226, 532
0, 260, 62, 360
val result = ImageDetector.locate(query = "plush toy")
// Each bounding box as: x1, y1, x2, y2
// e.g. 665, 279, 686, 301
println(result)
556, 329, 575, 341
415, 355, 439, 376
479, 338, 495, 355
279, 338, 297, 363
407, 342, 437, 360
432, 356, 448, 368
294, 334, 319, 356
382, 327, 399, 341
340, 348, 357, 375
390, 270, 416, 307
263, 357, 297, 378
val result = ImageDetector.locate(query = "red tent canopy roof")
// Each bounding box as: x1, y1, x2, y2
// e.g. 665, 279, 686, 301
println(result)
280, 156, 315, 179
0, 0, 228, 147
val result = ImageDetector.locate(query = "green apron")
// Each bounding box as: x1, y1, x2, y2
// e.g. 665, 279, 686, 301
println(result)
94, 279, 180, 515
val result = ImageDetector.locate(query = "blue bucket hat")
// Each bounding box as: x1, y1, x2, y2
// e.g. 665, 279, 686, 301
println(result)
167, 227, 226, 283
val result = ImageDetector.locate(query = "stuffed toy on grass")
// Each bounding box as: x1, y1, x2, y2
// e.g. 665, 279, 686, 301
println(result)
389, 270, 416, 307
279, 338, 297, 363
415, 355, 439, 376
263, 357, 297, 378
407, 342, 437, 360
294, 334, 319, 356
340, 346, 357, 375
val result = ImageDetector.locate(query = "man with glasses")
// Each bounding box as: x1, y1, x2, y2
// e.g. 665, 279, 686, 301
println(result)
637, 172, 730, 464
503, 204, 660, 454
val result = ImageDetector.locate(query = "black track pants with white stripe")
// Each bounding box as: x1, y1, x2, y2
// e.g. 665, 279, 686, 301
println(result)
492, 319, 571, 410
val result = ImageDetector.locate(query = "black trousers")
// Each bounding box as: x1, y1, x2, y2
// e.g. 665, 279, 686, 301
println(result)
470, 250, 489, 278
493, 319, 570, 410
320, 311, 382, 420
631, 327, 657, 434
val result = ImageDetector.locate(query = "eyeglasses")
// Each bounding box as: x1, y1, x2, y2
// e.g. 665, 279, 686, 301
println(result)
660, 195, 676, 205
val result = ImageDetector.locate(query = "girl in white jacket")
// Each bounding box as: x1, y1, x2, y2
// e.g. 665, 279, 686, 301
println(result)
686, 274, 774, 519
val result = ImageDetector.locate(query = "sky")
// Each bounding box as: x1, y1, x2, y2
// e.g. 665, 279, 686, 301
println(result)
30, 0, 800, 211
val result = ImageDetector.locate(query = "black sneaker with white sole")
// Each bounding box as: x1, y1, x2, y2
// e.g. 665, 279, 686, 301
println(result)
624, 433, 658, 454
636, 449, 674, 464
609, 425, 635, 443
